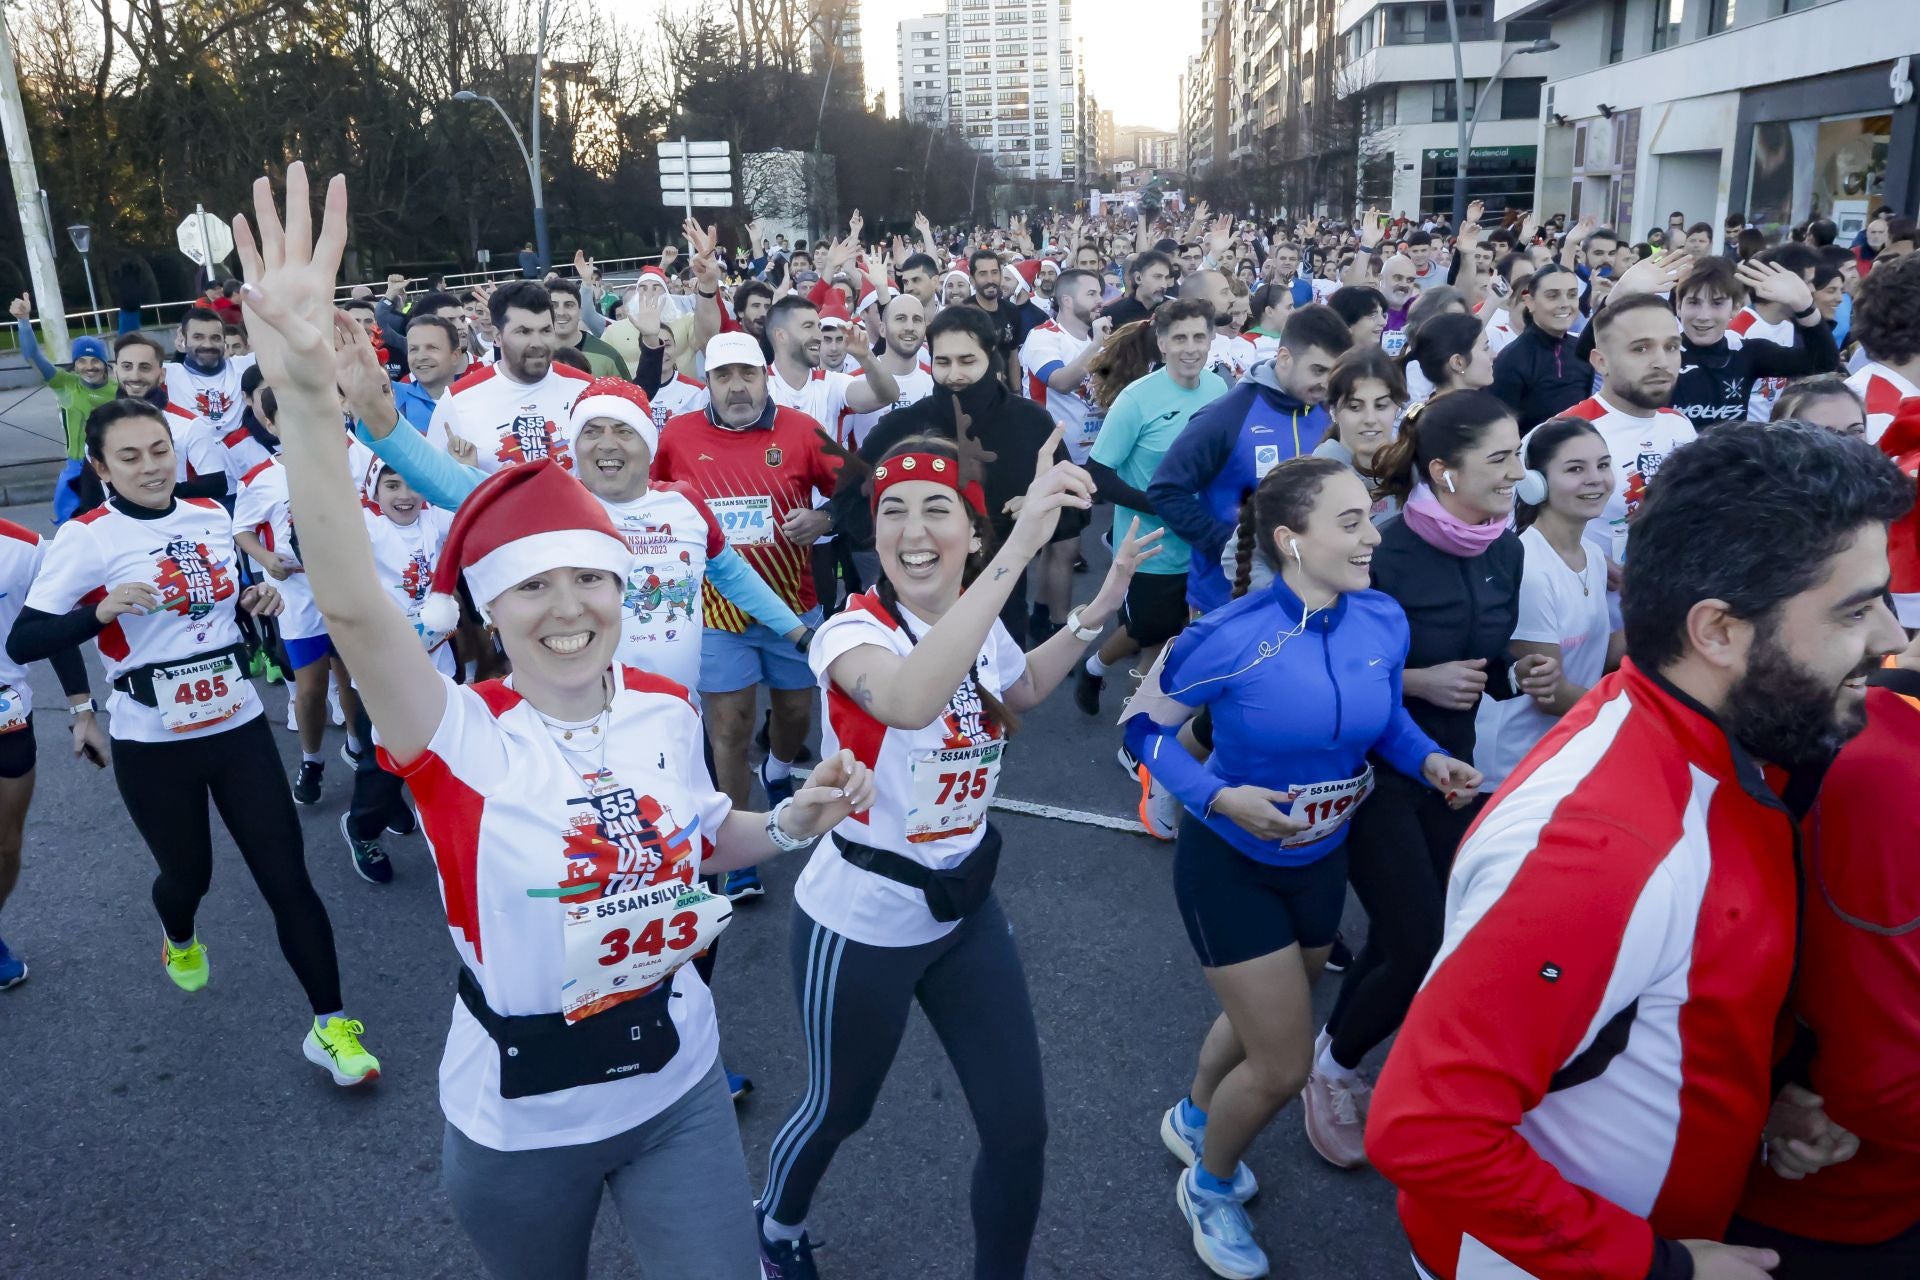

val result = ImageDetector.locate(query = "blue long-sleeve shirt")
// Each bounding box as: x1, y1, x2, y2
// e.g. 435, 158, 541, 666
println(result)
1125, 574, 1441, 865
352, 416, 803, 634
1146, 361, 1330, 613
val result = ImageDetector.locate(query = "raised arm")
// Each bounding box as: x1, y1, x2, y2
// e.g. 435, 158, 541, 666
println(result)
9, 295, 56, 381
234, 164, 445, 766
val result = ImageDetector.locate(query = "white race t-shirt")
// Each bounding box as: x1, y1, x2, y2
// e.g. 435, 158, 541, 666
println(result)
425, 362, 595, 475
27, 497, 263, 743
1019, 321, 1100, 461
164, 405, 230, 486
1728, 307, 1797, 422
1847, 360, 1920, 445
1564, 395, 1697, 568
599, 484, 728, 691
231, 459, 327, 642
1473, 525, 1612, 789
165, 354, 254, 434
795, 591, 1026, 949
0, 521, 46, 730
767, 365, 854, 431
837, 367, 934, 451
384, 665, 731, 1152
649, 374, 710, 430
1485, 310, 1521, 356
365, 506, 456, 676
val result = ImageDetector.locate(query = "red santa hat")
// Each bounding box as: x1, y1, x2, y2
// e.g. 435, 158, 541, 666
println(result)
1010, 258, 1044, 286
417, 459, 632, 633
817, 291, 854, 330
569, 376, 658, 455
635, 265, 671, 291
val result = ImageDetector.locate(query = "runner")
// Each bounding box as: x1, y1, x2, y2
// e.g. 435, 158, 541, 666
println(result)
237, 165, 870, 1278
1125, 456, 1476, 1280
1846, 249, 1920, 442
1488, 264, 1591, 429
1367, 421, 1909, 1280
1310, 346, 1409, 524
1471, 417, 1617, 792
1771, 375, 1868, 436
1399, 312, 1493, 405
9, 294, 117, 523
1305, 391, 1559, 1166
1666, 255, 1839, 426
1482, 252, 1535, 356
1327, 285, 1390, 349
426, 280, 593, 473
756, 429, 1159, 1280
166, 305, 254, 433
0, 516, 108, 988
7, 396, 377, 1085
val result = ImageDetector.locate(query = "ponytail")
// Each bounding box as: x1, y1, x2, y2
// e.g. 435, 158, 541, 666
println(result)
1231, 490, 1257, 599
1092, 319, 1157, 411
1371, 389, 1515, 505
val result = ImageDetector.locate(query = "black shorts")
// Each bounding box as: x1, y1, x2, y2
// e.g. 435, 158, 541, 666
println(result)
1123, 571, 1190, 649
0, 720, 36, 780
1174, 816, 1348, 968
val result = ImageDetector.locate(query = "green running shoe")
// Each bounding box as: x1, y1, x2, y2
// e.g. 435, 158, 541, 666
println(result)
304, 1016, 381, 1087
162, 934, 209, 992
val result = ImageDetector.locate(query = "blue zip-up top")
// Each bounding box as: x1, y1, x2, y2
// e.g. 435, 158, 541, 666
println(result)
1146, 359, 1332, 613
1124, 573, 1441, 866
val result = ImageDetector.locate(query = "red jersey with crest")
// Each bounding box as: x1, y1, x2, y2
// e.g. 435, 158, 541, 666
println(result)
27, 497, 261, 743
378, 665, 731, 1151
651, 406, 843, 633
424, 361, 594, 475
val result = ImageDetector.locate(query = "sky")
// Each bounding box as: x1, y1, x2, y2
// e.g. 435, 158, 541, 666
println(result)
860, 0, 1201, 130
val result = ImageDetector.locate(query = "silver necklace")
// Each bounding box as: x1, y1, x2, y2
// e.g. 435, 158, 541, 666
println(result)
534, 673, 614, 744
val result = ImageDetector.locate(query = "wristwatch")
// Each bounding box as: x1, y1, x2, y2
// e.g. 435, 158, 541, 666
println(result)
793, 626, 816, 654
1793, 302, 1818, 322
67, 698, 100, 716
765, 797, 814, 853
1063, 607, 1102, 642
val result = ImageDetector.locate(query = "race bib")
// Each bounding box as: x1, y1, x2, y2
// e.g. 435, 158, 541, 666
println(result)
1382, 329, 1408, 358
154, 655, 246, 734
0, 684, 25, 734
907, 741, 1003, 842
1254, 444, 1282, 478
705, 495, 776, 546
1282, 766, 1374, 847
562, 882, 731, 1024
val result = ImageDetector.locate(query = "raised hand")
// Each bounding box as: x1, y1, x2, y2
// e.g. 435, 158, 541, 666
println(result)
232, 161, 350, 407
1736, 258, 1815, 315
1006, 424, 1094, 557
7, 292, 29, 321
847, 209, 864, 242
332, 312, 395, 423
1611, 248, 1693, 300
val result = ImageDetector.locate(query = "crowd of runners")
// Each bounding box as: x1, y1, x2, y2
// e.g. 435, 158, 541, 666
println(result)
2, 164, 1919, 1280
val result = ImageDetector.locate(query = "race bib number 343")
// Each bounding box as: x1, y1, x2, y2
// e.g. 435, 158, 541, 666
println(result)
561, 883, 731, 1023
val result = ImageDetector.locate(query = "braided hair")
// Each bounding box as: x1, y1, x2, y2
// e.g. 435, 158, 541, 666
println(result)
870, 434, 1021, 738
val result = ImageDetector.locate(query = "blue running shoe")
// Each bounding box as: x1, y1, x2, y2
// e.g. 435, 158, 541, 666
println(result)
1176, 1167, 1269, 1279
1160, 1102, 1258, 1202
756, 1204, 820, 1280
727, 1068, 753, 1102
758, 756, 796, 807
0, 936, 25, 989
723, 866, 764, 900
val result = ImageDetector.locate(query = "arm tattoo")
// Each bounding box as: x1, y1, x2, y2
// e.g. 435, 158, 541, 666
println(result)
992, 566, 1009, 581
851, 673, 874, 708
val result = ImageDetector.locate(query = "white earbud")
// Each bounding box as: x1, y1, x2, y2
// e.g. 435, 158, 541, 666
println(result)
1288, 537, 1301, 561
1443, 470, 1457, 494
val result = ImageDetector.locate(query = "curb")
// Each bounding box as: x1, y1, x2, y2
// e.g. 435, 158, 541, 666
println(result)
1, 477, 56, 507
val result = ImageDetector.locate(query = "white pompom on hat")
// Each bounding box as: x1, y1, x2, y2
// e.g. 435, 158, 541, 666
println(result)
416, 458, 633, 633
568, 375, 658, 456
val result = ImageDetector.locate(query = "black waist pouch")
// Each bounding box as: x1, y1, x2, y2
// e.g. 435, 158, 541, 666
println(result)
457, 967, 681, 1099
836, 824, 1003, 923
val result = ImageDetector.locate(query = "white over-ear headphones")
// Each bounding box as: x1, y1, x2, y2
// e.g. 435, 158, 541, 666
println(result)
1515, 430, 1549, 506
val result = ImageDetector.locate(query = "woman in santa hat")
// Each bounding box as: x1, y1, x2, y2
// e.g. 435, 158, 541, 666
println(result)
236, 164, 873, 1280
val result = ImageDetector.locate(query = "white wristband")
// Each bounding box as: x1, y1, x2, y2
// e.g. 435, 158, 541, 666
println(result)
765, 797, 813, 853
1064, 607, 1102, 642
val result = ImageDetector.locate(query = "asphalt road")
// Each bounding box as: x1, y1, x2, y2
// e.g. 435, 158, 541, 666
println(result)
0, 498, 1409, 1280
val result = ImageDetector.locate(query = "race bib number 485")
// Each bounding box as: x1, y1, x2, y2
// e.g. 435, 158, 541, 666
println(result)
154, 655, 246, 733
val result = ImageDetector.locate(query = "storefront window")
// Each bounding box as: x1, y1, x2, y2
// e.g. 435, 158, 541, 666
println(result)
1747, 112, 1890, 240
1420, 145, 1538, 213
1652, 0, 1684, 50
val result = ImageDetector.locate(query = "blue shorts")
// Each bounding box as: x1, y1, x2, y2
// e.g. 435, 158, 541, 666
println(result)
699, 607, 821, 695
1174, 817, 1349, 968
284, 633, 336, 672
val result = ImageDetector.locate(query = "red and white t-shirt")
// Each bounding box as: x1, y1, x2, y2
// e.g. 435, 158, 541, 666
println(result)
27, 497, 262, 743
164, 404, 230, 486
648, 374, 710, 431
796, 592, 1026, 948
381, 665, 731, 1152
767, 365, 856, 430
1847, 360, 1920, 445
598, 483, 727, 691
1019, 321, 1100, 461
232, 459, 327, 642
365, 506, 456, 676
1486, 308, 1521, 356
651, 407, 843, 634
164, 354, 253, 434
1564, 395, 1697, 568
837, 366, 933, 451
1727, 307, 1796, 421
0, 521, 46, 731
425, 362, 594, 475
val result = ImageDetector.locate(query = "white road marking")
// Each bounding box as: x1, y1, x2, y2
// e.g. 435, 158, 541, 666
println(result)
793, 769, 1148, 835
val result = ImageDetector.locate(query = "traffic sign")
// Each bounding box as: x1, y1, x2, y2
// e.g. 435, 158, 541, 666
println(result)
659, 140, 730, 159
658, 172, 732, 192
659, 155, 732, 174
176, 206, 233, 267
686, 192, 734, 208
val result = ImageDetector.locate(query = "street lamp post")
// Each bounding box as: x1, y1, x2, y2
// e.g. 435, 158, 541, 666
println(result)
1442, 29, 1557, 226
66, 224, 99, 328
451, 0, 550, 272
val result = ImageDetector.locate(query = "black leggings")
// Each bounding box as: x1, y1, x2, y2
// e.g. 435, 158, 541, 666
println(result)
760, 894, 1047, 1280
113, 714, 343, 1016
1326, 767, 1480, 1071
346, 703, 408, 842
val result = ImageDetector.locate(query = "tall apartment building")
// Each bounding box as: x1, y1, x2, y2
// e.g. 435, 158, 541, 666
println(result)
810, 0, 866, 107
1505, 0, 1917, 238
896, 0, 1082, 183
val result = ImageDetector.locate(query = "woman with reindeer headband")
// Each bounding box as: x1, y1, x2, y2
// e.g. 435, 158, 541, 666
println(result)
237, 165, 876, 1279
755, 410, 1161, 1279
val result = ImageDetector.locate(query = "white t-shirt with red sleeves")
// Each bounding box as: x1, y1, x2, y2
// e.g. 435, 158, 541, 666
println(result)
648, 374, 710, 431
365, 506, 456, 677
164, 354, 254, 434
1847, 360, 1920, 445
164, 404, 229, 486
26, 497, 262, 743
0, 520, 47, 730
766, 364, 853, 431
1563, 394, 1698, 567
837, 367, 933, 451
380, 665, 731, 1152
1019, 320, 1100, 461
425, 362, 594, 475
598, 483, 727, 692
1728, 307, 1797, 422
795, 592, 1026, 949
231, 459, 327, 642
1486, 309, 1521, 356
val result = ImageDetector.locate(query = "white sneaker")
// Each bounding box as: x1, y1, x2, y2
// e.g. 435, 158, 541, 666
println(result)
284, 697, 300, 733
327, 685, 345, 727
1136, 765, 1178, 841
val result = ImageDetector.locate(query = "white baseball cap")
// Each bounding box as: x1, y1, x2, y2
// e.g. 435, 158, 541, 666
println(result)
704, 332, 764, 371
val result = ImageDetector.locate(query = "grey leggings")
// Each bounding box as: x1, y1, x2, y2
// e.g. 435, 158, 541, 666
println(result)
760, 893, 1048, 1280
441, 1059, 760, 1280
